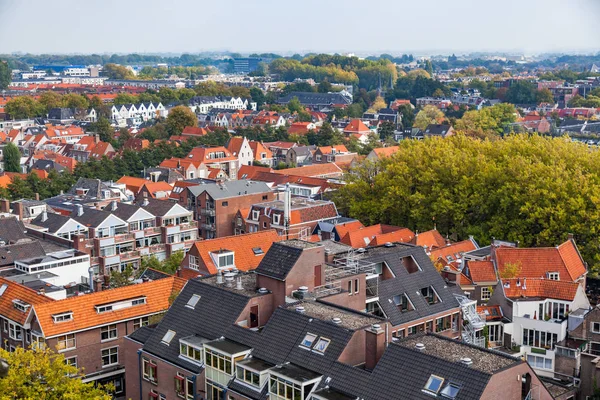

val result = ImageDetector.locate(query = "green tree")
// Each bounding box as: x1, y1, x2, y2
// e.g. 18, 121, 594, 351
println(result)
3, 142, 21, 173
62, 93, 89, 110
334, 135, 600, 274
0, 60, 10, 90
287, 97, 304, 114
39, 91, 64, 112
455, 103, 517, 137
5, 96, 44, 119
413, 105, 445, 129
102, 63, 135, 79
166, 105, 197, 136
317, 80, 333, 93
113, 93, 139, 106
378, 121, 396, 140
109, 265, 134, 288
0, 347, 112, 399
397, 104, 415, 129
250, 87, 266, 108
535, 89, 555, 105
505, 80, 537, 104
91, 117, 114, 143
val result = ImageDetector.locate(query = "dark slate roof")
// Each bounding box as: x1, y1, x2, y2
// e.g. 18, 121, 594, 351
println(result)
48, 108, 74, 120
128, 325, 155, 344
140, 278, 251, 373
0, 241, 46, 267
465, 246, 492, 259
143, 167, 184, 184
277, 92, 351, 106
188, 180, 271, 200
66, 178, 108, 199
254, 242, 304, 281
362, 244, 460, 326
109, 202, 144, 221
378, 108, 397, 115
0, 217, 28, 244
70, 207, 113, 228
139, 198, 178, 217
139, 268, 172, 281
31, 159, 66, 173
290, 146, 313, 157
31, 212, 72, 234
424, 124, 452, 136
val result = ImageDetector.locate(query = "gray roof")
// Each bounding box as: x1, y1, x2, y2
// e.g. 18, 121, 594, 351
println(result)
66, 178, 109, 199
0, 241, 46, 267
109, 202, 145, 221
188, 180, 271, 200
361, 244, 460, 326
70, 207, 112, 228
254, 242, 304, 281
0, 217, 28, 244
424, 124, 452, 136
277, 92, 351, 106
31, 159, 66, 173
138, 198, 179, 217
31, 212, 72, 234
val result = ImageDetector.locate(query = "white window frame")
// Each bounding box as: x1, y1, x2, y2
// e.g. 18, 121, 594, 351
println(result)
101, 324, 118, 342
189, 255, 199, 270
592, 322, 600, 334
57, 333, 76, 352
481, 287, 491, 301
101, 346, 119, 367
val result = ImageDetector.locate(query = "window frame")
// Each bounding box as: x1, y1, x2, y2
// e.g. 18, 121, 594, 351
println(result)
101, 346, 119, 367
101, 324, 118, 342
56, 333, 76, 352
142, 357, 158, 383
423, 374, 445, 395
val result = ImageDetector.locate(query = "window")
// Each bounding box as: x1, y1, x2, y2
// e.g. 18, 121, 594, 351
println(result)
52, 312, 73, 323
186, 294, 201, 309
189, 255, 199, 270
548, 272, 559, 280
96, 305, 113, 313
186, 378, 194, 400
64, 356, 77, 369
269, 375, 302, 400
8, 323, 22, 340
205, 348, 233, 374
592, 322, 600, 334
222, 201, 228, 207
218, 253, 234, 269
134, 317, 149, 330
175, 374, 185, 397
522, 328, 558, 349
132, 298, 146, 306
207, 381, 224, 400
252, 247, 263, 255
273, 214, 281, 225
440, 382, 461, 399
354, 279, 359, 294
423, 375, 444, 395
481, 287, 491, 301
262, 222, 267, 228
2, 320, 6, 332
180, 342, 202, 362
236, 366, 260, 387
301, 333, 317, 348
142, 358, 158, 383
148, 389, 159, 399
57, 334, 76, 351
252, 210, 259, 220
527, 354, 552, 370
102, 347, 118, 367
420, 286, 440, 305
101, 324, 117, 341
162, 330, 176, 345
313, 338, 330, 353
435, 316, 452, 332
392, 293, 414, 312
407, 325, 418, 336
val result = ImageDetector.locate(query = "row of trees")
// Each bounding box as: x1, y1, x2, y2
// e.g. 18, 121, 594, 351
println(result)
4, 93, 101, 119
334, 134, 600, 274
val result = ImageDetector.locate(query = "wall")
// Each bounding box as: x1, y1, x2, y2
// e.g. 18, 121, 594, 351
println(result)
480, 362, 554, 400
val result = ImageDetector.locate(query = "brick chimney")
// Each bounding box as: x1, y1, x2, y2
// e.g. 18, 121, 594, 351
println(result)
365, 324, 386, 370
12, 202, 23, 221
0, 199, 9, 213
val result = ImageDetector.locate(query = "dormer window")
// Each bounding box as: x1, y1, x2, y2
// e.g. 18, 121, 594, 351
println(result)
420, 286, 441, 305
52, 312, 73, 323
548, 272, 559, 281
12, 299, 30, 312
273, 214, 281, 225
214, 250, 234, 269
252, 210, 259, 220
401, 255, 422, 274
392, 293, 414, 312
180, 340, 203, 363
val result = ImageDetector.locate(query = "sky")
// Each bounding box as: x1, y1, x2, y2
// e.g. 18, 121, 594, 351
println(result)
1, 0, 599, 56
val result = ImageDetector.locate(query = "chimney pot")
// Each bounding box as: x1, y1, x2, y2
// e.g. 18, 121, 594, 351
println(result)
460, 357, 473, 366
296, 306, 305, 313
332, 317, 342, 325
415, 343, 426, 351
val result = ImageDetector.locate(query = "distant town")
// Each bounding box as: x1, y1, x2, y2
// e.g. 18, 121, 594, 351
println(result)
0, 50, 600, 399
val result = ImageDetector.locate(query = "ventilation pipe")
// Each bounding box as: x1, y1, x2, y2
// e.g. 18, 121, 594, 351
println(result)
283, 183, 291, 240
41, 211, 48, 222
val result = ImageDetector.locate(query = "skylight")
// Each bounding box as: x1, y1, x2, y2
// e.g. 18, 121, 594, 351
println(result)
440, 382, 461, 399
186, 294, 201, 309
162, 330, 176, 345
0, 284, 7, 297
313, 338, 330, 353
423, 375, 444, 395
252, 247, 264, 255
300, 333, 317, 348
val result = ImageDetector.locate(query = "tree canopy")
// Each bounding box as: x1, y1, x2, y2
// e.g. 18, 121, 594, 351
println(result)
3, 142, 21, 173
0, 60, 11, 90
334, 135, 600, 274
0, 347, 112, 399
166, 105, 197, 136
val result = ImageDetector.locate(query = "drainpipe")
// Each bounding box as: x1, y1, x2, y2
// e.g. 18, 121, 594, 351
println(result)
137, 350, 143, 400
189, 374, 197, 400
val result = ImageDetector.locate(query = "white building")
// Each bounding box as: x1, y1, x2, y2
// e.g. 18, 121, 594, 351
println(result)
13, 249, 91, 287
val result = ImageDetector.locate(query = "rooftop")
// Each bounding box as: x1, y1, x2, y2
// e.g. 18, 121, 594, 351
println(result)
287, 301, 382, 330
198, 272, 266, 298
398, 334, 518, 374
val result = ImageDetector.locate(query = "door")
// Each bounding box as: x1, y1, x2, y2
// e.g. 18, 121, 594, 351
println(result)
250, 305, 259, 328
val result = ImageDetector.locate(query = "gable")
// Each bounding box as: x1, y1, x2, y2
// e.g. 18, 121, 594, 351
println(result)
96, 214, 127, 229
163, 203, 191, 217
127, 207, 155, 222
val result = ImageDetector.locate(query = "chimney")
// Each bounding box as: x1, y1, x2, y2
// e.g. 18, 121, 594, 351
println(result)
110, 200, 118, 211
216, 270, 224, 284
76, 204, 84, 217
88, 267, 95, 292
0, 199, 9, 213
224, 272, 234, 288
35, 193, 40, 201
13, 202, 24, 221
567, 233, 574, 240
142, 198, 149, 207
41, 210, 48, 222
236, 277, 243, 290
94, 134, 100, 144
365, 324, 386, 370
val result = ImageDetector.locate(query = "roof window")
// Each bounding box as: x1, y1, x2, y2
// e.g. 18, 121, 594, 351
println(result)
52, 312, 73, 323
440, 382, 461, 399
300, 333, 317, 348
162, 330, 176, 345
0, 284, 7, 297
423, 374, 444, 395
252, 247, 264, 255
392, 293, 414, 312
313, 338, 330, 354
186, 294, 201, 309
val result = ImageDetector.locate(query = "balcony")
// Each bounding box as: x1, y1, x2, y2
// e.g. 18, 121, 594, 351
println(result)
366, 277, 379, 299
143, 226, 161, 235
201, 222, 216, 231
114, 233, 135, 243
200, 208, 216, 216
147, 244, 166, 254
179, 221, 198, 231
120, 250, 140, 262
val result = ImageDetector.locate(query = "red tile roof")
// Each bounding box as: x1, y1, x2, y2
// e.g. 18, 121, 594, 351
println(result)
414, 229, 446, 249
467, 261, 497, 283
495, 240, 586, 282
182, 126, 208, 136
333, 221, 365, 241
238, 165, 274, 180
339, 224, 413, 248
249, 141, 273, 161
117, 176, 149, 194
477, 305, 503, 321
369, 229, 416, 246
0, 278, 54, 326
429, 239, 478, 261
226, 137, 246, 155
501, 278, 579, 302
187, 146, 237, 163
343, 119, 371, 134
33, 277, 185, 338
370, 146, 400, 159
188, 230, 282, 275
275, 163, 342, 178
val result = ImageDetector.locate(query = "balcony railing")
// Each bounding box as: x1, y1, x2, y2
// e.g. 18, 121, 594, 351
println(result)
179, 221, 198, 231
200, 208, 216, 216
120, 250, 140, 261
143, 226, 161, 235
201, 223, 216, 231
114, 233, 135, 243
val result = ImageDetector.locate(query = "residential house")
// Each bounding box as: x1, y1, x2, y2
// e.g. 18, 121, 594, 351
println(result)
423, 124, 455, 138
287, 122, 316, 136
273, 163, 343, 179
248, 141, 274, 167
276, 92, 352, 111
263, 141, 297, 164
338, 224, 415, 248
313, 144, 357, 164
226, 137, 254, 167
285, 145, 314, 166
366, 146, 399, 161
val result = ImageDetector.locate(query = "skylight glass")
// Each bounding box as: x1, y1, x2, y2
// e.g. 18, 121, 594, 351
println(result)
313, 338, 330, 353
301, 333, 317, 348
440, 382, 461, 399
424, 375, 444, 394
0, 284, 7, 297
162, 330, 176, 344
186, 294, 201, 309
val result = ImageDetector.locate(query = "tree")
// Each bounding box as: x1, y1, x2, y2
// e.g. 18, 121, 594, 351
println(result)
505, 80, 536, 104
5, 96, 44, 119
0, 347, 112, 399
369, 96, 387, 113
397, 104, 415, 129
413, 105, 445, 129
109, 265, 134, 288
62, 93, 89, 110
455, 103, 517, 137
0, 60, 10, 90
334, 135, 600, 274
91, 117, 115, 143
3, 142, 21, 172
432, 88, 445, 98
378, 121, 395, 140
250, 87, 266, 108
317, 80, 333, 93
102, 63, 135, 79
166, 106, 197, 136
113, 93, 139, 106
39, 92, 64, 112
535, 89, 555, 105
287, 97, 304, 114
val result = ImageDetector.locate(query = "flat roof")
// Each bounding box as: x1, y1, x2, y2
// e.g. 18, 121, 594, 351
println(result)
270, 363, 321, 383
205, 338, 251, 355
237, 357, 274, 372
281, 239, 321, 250
16, 249, 82, 266
398, 335, 518, 374
199, 273, 266, 298
288, 301, 382, 330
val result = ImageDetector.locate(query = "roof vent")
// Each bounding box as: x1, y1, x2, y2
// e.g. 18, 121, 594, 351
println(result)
460, 357, 473, 366
384, 242, 394, 248
257, 287, 269, 294
298, 286, 308, 294
332, 317, 342, 325
415, 343, 425, 351
356, 248, 366, 254
142, 198, 149, 207
236, 277, 243, 291
296, 306, 305, 313
224, 273, 235, 287
216, 270, 223, 284
372, 324, 381, 331
75, 204, 84, 217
